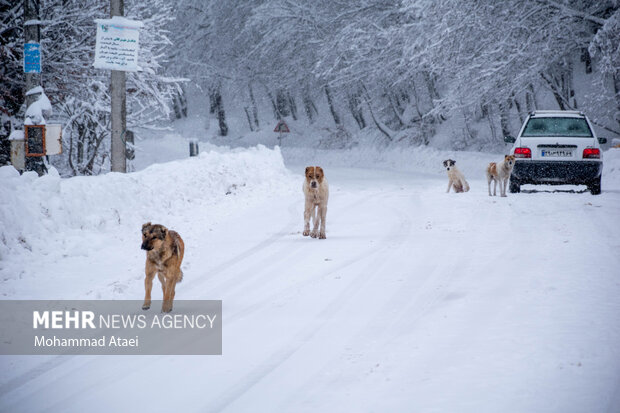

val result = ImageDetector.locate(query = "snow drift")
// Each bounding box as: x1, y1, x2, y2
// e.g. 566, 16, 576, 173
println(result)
0, 145, 293, 268
603, 147, 620, 187
285, 145, 620, 186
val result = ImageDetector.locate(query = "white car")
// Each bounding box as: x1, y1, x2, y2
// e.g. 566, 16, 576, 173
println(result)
505, 110, 606, 195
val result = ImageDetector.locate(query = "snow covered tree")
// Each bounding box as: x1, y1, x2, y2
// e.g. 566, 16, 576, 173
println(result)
0, 0, 181, 175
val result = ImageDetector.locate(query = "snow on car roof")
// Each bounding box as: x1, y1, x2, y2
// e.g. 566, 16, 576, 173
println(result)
530, 110, 585, 118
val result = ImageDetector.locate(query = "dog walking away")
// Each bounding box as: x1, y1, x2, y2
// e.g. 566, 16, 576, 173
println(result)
303, 166, 329, 239
487, 155, 516, 197
443, 159, 470, 193
141, 222, 185, 312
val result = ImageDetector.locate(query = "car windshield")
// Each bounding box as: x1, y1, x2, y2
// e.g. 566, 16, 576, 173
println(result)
521, 117, 593, 137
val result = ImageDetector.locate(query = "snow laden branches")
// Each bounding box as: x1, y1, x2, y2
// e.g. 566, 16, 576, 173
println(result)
45, 0, 180, 175
170, 0, 620, 148
0, 0, 181, 175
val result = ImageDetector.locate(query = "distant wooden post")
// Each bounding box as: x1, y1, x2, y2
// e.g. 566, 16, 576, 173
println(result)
110, 0, 126, 173
189, 140, 199, 157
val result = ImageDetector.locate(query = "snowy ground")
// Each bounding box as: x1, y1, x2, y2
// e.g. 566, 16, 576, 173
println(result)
1, 144, 620, 412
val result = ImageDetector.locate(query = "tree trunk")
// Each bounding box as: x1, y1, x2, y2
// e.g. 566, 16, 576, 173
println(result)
361, 85, 392, 141
267, 91, 279, 120
216, 92, 228, 136
614, 73, 620, 130
423, 72, 445, 121
482, 103, 498, 141
211, 87, 228, 136
248, 83, 259, 129
244, 107, 254, 132
276, 90, 290, 118
513, 95, 525, 124
541, 73, 567, 110
525, 84, 538, 112
348, 90, 366, 129
303, 89, 318, 123
173, 87, 187, 119
324, 84, 341, 126
541, 61, 576, 110
499, 100, 511, 138
287, 91, 297, 121
581, 48, 592, 74
209, 88, 217, 114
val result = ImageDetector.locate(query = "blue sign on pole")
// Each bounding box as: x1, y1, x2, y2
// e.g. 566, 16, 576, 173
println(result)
24, 43, 41, 73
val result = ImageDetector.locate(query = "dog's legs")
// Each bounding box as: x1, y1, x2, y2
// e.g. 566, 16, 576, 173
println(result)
447, 180, 453, 193
501, 177, 508, 197
493, 179, 497, 196
303, 202, 311, 236
142, 260, 156, 310
310, 205, 319, 238
319, 205, 327, 239
487, 175, 492, 196
162, 273, 177, 313
463, 179, 470, 192
157, 271, 166, 303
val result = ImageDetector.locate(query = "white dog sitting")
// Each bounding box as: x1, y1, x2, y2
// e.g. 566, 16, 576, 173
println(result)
443, 159, 470, 193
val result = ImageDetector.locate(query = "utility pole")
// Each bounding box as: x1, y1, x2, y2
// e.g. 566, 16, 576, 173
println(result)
23, 0, 46, 175
110, 0, 126, 172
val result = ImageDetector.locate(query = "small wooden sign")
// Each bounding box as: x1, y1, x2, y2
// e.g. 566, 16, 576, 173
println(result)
25, 125, 46, 157
45, 124, 63, 155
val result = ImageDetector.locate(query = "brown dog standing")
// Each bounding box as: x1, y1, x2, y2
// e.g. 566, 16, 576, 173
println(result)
486, 155, 516, 197
141, 222, 185, 312
303, 166, 329, 239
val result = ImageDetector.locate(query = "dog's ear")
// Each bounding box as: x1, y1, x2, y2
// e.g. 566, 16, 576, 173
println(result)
142, 222, 151, 233
305, 166, 311, 175
159, 227, 168, 240
442, 160, 448, 167
505, 154, 510, 159
450, 159, 456, 165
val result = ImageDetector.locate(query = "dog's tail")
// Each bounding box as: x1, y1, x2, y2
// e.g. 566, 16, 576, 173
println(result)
172, 233, 184, 282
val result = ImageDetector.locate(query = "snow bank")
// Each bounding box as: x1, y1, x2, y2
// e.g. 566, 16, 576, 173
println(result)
603, 147, 620, 187
282, 145, 499, 178
0, 145, 291, 266
284, 145, 620, 185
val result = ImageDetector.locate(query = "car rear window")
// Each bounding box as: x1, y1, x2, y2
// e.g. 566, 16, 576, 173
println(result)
521, 117, 593, 137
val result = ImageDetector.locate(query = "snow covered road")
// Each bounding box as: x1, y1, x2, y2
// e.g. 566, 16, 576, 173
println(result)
1, 155, 620, 412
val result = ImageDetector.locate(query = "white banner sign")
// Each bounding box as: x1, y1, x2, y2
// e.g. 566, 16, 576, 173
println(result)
94, 16, 143, 72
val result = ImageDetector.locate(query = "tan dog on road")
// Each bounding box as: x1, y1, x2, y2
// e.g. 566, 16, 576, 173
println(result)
487, 155, 516, 197
443, 159, 470, 193
141, 222, 185, 312
303, 166, 329, 239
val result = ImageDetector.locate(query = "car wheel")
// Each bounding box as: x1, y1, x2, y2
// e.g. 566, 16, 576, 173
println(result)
588, 176, 601, 195
509, 179, 520, 193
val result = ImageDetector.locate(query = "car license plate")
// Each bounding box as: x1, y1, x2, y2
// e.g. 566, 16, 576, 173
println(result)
541, 149, 573, 157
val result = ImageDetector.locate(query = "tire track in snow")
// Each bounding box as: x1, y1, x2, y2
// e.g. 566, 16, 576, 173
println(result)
0, 199, 302, 400
290, 190, 514, 408
0, 189, 396, 409
201, 194, 413, 412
